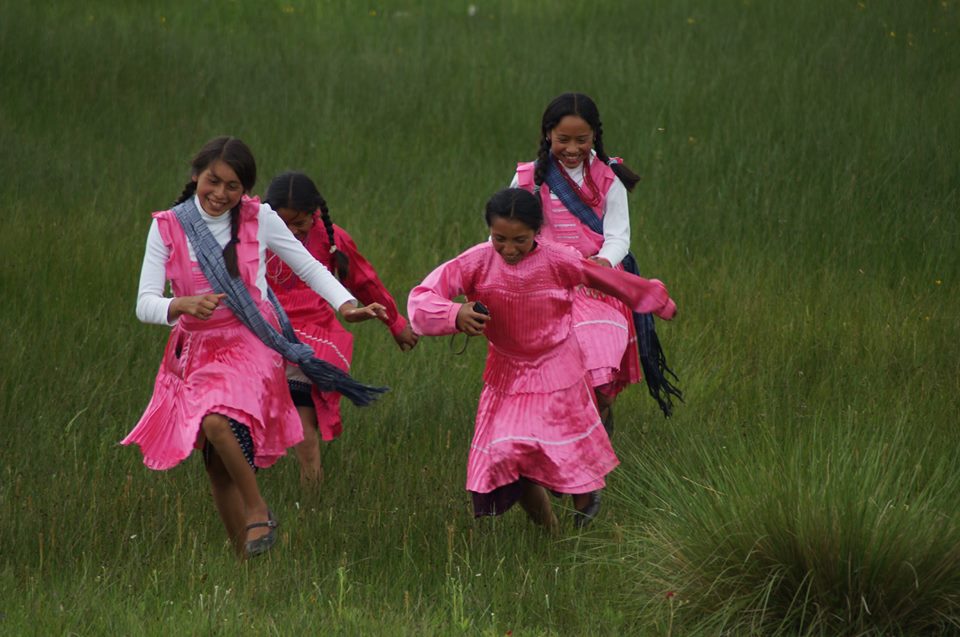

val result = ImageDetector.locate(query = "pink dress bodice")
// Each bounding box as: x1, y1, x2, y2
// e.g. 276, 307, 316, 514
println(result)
515, 156, 618, 258
153, 196, 265, 331
409, 242, 591, 394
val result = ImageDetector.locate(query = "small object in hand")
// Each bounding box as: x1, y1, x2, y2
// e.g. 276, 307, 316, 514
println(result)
473, 301, 489, 315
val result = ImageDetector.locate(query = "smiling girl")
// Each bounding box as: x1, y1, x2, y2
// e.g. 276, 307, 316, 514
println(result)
512, 93, 681, 428
263, 171, 418, 489
123, 137, 386, 558
408, 188, 676, 530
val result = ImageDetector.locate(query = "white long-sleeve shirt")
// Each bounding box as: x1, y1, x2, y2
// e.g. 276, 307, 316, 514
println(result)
136, 196, 356, 325
510, 154, 630, 266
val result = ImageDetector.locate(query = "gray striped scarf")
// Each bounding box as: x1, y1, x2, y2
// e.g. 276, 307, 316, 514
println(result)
173, 199, 388, 406
541, 159, 682, 417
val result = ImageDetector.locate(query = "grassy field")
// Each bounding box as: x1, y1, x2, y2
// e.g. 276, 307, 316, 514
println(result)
1, 1, 958, 634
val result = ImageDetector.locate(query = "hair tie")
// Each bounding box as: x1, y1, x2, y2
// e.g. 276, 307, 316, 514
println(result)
329, 245, 337, 254
607, 157, 622, 167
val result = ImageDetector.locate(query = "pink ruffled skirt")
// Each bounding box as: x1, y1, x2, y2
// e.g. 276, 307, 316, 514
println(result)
122, 311, 304, 470
572, 288, 641, 392
465, 375, 618, 495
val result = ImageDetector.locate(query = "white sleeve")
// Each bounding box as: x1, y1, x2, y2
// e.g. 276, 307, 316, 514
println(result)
596, 179, 630, 266
135, 220, 176, 326
261, 206, 357, 310
509, 172, 520, 188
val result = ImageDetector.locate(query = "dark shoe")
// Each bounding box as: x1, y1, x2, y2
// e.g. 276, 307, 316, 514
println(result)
244, 511, 278, 558
601, 406, 614, 437
573, 491, 602, 529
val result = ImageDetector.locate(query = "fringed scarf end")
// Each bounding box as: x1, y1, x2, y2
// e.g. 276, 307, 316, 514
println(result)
299, 359, 390, 407
639, 326, 684, 418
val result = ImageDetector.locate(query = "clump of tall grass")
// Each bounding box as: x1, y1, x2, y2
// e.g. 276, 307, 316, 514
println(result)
609, 419, 960, 636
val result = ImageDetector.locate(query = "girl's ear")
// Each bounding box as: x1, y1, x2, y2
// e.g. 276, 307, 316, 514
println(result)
191, 173, 199, 183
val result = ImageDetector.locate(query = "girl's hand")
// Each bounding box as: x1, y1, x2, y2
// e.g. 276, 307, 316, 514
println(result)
393, 324, 420, 352
339, 301, 388, 323
588, 256, 612, 268
585, 257, 612, 298
455, 303, 490, 336
169, 293, 226, 321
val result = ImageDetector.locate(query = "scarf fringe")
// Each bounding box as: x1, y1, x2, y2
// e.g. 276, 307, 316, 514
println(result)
636, 321, 684, 418
542, 163, 683, 418
267, 288, 389, 406
298, 359, 390, 406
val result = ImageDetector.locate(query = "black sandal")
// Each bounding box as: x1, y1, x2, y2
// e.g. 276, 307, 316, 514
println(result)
573, 491, 602, 529
244, 511, 278, 558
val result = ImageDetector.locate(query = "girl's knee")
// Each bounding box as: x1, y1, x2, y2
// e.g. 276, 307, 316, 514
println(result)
201, 414, 231, 442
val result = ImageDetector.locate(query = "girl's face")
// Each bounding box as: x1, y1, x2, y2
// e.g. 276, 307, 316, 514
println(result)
490, 216, 536, 266
548, 115, 594, 169
194, 160, 244, 217
276, 207, 315, 241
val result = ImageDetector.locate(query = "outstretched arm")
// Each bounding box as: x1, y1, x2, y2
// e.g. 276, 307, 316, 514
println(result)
580, 259, 677, 319
408, 256, 488, 336
336, 229, 416, 348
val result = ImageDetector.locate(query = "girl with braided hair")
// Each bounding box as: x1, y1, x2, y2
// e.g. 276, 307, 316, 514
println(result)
264, 171, 419, 489
511, 93, 680, 435
408, 188, 676, 530
123, 138, 387, 558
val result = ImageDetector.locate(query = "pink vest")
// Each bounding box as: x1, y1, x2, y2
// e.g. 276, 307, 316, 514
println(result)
153, 196, 264, 330
515, 156, 618, 258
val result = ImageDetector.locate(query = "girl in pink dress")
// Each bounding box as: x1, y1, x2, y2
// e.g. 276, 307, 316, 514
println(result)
263, 171, 419, 488
123, 137, 386, 558
408, 188, 676, 530
512, 92, 681, 427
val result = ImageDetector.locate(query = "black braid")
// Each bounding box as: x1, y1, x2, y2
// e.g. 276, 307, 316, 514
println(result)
218, 204, 241, 278
593, 123, 641, 192
174, 181, 197, 206
533, 137, 552, 188
317, 195, 349, 282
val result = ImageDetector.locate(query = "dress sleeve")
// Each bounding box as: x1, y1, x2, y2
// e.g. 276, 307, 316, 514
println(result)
596, 178, 630, 266
337, 228, 407, 336
407, 256, 469, 336
135, 219, 176, 326
261, 206, 356, 310
578, 258, 676, 319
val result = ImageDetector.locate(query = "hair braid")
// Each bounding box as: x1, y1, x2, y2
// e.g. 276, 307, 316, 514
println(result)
593, 122, 641, 192
222, 204, 241, 278
533, 137, 552, 188
174, 181, 197, 206
317, 195, 350, 282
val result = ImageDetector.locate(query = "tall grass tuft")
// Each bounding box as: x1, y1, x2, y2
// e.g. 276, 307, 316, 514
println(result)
609, 420, 960, 635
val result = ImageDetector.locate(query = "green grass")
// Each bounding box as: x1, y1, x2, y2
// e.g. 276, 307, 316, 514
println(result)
1, 0, 958, 634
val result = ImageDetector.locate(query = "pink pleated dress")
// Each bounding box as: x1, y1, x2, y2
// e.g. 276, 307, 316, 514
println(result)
122, 200, 303, 470
408, 241, 669, 514
515, 159, 641, 396
266, 220, 408, 441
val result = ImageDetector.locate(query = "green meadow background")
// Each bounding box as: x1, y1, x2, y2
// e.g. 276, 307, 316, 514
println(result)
1, 1, 958, 634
